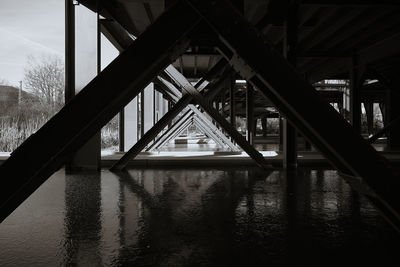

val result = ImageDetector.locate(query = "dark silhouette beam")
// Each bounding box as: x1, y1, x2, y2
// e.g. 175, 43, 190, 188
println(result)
0, 2, 201, 222
185, 0, 400, 230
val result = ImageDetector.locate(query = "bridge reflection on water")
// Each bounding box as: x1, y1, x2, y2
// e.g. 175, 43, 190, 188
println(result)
0, 168, 399, 266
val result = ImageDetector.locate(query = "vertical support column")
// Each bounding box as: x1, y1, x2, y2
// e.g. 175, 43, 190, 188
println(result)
158, 91, 164, 119
303, 75, 312, 150
387, 87, 400, 150
154, 90, 159, 122
230, 74, 236, 127
119, 109, 125, 152
66, 1, 100, 171
350, 54, 362, 133
246, 82, 255, 145
254, 118, 258, 138
167, 101, 172, 128
337, 101, 344, 116
163, 98, 169, 118
163, 97, 169, 132
283, 3, 298, 169
379, 103, 386, 126
217, 98, 221, 130
261, 116, 267, 137
343, 83, 351, 121
141, 83, 155, 135
365, 101, 374, 135
65, 0, 75, 104
221, 90, 226, 118
154, 89, 166, 138
164, 98, 169, 113
279, 115, 283, 150
283, 120, 297, 168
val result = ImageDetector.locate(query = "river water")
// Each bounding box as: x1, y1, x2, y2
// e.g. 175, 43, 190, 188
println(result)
0, 168, 399, 266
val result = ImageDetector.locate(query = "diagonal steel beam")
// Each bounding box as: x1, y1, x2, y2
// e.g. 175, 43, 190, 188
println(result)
192, 119, 212, 139
149, 69, 235, 151
157, 74, 239, 151
147, 109, 193, 151
184, 0, 400, 229
191, 107, 239, 151
100, 9, 237, 152
192, 116, 227, 148
192, 118, 216, 142
164, 66, 270, 169
110, 93, 195, 171
148, 108, 224, 151
157, 118, 197, 151
156, 78, 181, 103
150, 107, 228, 151
0, 2, 201, 223
155, 63, 231, 151
110, 63, 232, 171
167, 119, 194, 146
157, 76, 186, 99
179, 117, 232, 150
368, 116, 400, 144
81, 0, 140, 36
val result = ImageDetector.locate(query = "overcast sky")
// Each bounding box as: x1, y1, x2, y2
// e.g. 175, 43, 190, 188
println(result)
0, 0, 118, 86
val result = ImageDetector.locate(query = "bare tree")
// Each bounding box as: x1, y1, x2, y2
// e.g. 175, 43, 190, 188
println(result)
23, 54, 65, 113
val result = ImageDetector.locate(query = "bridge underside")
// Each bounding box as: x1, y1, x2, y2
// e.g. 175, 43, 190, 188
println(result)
1, 0, 400, 233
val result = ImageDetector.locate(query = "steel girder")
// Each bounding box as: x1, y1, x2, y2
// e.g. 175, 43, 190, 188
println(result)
146, 75, 230, 151
163, 117, 194, 149
0, 2, 201, 223
190, 106, 238, 151
166, 119, 194, 147
153, 118, 195, 152
192, 116, 230, 148
156, 72, 238, 151
152, 107, 232, 151
100, 12, 239, 153
148, 67, 237, 152
147, 109, 194, 151
102, 20, 240, 167
110, 64, 235, 171
110, 93, 195, 171
185, 0, 400, 229
148, 109, 223, 151
193, 117, 225, 147
147, 106, 228, 151
148, 72, 236, 152
164, 66, 270, 169
368, 116, 400, 144
2, 0, 398, 230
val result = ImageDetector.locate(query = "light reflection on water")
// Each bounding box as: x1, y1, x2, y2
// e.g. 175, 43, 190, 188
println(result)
0, 168, 399, 266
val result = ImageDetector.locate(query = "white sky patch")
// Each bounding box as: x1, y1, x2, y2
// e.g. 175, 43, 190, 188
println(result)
0, 62, 25, 66
0, 0, 119, 86
0, 0, 64, 86
0, 28, 62, 85
101, 34, 119, 70
0, 28, 63, 56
